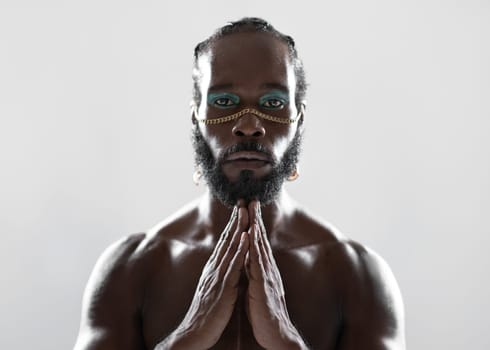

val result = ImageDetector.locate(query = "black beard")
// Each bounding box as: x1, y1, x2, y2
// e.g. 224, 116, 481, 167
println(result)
191, 126, 302, 208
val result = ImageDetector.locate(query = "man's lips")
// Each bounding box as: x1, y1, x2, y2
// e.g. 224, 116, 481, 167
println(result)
224, 151, 271, 163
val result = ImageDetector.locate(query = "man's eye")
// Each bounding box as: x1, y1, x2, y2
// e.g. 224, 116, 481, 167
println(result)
208, 93, 240, 109
262, 98, 285, 109
214, 98, 235, 107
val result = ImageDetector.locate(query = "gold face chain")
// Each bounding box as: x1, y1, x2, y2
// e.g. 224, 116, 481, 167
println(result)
195, 107, 300, 125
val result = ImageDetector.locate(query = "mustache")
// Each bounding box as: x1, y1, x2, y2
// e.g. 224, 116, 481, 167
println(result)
219, 141, 275, 164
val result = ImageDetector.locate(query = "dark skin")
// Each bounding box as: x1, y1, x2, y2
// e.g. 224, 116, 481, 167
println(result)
74, 32, 405, 350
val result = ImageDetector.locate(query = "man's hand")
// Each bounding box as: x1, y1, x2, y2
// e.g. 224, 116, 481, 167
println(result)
244, 201, 309, 350
159, 205, 250, 350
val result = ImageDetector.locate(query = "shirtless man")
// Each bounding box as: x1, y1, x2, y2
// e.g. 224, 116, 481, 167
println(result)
74, 18, 406, 350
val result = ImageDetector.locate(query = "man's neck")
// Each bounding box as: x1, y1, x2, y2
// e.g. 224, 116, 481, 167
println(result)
197, 188, 296, 242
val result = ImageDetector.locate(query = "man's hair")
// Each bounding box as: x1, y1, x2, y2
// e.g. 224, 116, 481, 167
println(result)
192, 17, 307, 110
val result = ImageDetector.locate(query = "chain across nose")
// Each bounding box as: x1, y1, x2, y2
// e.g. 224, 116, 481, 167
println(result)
232, 112, 266, 137
195, 108, 300, 125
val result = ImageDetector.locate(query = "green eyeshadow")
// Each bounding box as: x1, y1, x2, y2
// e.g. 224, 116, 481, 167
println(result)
207, 92, 240, 108
259, 90, 289, 109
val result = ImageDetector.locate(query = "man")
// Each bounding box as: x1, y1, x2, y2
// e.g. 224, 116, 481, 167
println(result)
74, 18, 406, 350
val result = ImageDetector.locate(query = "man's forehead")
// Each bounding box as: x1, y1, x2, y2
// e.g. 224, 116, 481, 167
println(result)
208, 31, 289, 59
197, 32, 294, 90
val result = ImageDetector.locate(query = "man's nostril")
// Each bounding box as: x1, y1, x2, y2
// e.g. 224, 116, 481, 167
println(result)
232, 115, 266, 137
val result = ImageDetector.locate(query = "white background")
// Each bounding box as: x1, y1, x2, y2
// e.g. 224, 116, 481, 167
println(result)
1, 1, 489, 349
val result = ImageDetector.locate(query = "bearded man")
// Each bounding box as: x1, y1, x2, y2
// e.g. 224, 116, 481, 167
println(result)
74, 17, 406, 350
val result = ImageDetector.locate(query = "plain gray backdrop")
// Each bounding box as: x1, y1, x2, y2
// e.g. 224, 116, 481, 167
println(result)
1, 0, 489, 349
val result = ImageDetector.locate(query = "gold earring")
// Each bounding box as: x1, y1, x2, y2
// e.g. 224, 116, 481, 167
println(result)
287, 167, 299, 181
193, 168, 202, 186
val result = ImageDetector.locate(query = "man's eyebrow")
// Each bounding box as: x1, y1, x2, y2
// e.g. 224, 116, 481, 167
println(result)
208, 84, 233, 92
261, 83, 289, 93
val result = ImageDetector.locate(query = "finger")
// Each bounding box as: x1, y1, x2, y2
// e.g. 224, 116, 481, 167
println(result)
217, 205, 239, 246
249, 200, 270, 254
255, 205, 286, 296
248, 201, 272, 268
255, 223, 272, 278
206, 206, 238, 266
257, 225, 271, 269
215, 206, 249, 264
247, 201, 273, 276
236, 206, 250, 235
244, 251, 250, 279
223, 232, 249, 288
247, 200, 259, 228
258, 231, 285, 297
256, 205, 282, 280
217, 206, 249, 277
248, 201, 284, 296
248, 223, 266, 282
256, 203, 274, 258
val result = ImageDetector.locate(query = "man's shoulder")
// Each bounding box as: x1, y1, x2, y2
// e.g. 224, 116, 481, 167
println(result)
83, 233, 147, 300
328, 238, 392, 280
327, 238, 405, 340
329, 237, 400, 293
92, 200, 201, 276
77, 232, 148, 341
290, 208, 401, 292
81, 201, 203, 309
90, 233, 147, 281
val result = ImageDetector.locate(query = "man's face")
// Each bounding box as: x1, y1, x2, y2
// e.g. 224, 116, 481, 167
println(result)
192, 31, 303, 207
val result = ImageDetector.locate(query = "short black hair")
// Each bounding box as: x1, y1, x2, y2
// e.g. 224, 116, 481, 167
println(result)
192, 17, 307, 110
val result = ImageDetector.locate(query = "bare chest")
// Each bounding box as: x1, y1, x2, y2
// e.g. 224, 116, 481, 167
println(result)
141, 244, 342, 350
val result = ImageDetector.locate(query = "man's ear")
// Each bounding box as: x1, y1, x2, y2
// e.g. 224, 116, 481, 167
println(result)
298, 102, 306, 126
190, 102, 198, 125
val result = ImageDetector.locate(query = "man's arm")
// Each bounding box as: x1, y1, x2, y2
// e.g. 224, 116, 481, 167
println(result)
336, 241, 406, 350
74, 233, 147, 350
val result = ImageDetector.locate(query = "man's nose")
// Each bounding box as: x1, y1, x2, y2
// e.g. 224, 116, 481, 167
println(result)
232, 114, 266, 137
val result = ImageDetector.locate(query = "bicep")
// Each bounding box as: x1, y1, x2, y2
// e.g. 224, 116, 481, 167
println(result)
336, 242, 406, 350
74, 234, 147, 350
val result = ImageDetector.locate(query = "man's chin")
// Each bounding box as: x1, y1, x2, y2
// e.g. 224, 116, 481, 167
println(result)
205, 169, 284, 208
